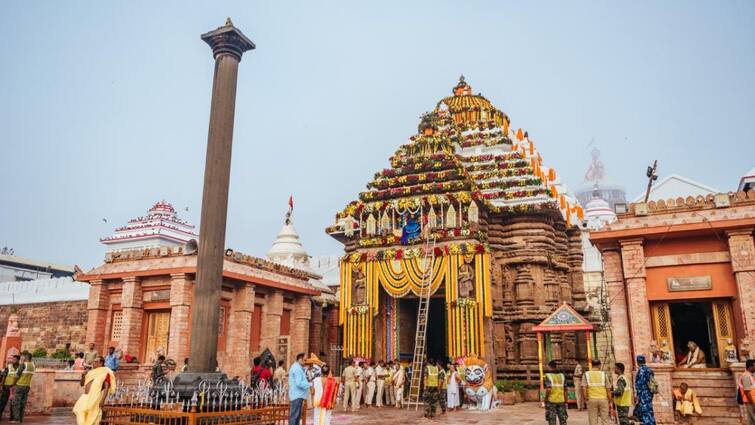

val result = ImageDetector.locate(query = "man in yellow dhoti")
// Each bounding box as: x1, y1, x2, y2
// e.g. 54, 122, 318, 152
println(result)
673, 382, 702, 421
311, 363, 340, 425
73, 356, 116, 425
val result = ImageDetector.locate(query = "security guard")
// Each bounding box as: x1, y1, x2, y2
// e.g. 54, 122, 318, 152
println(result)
11, 352, 34, 422
612, 362, 632, 425
423, 358, 441, 418
0, 355, 21, 420
544, 360, 568, 425
582, 359, 612, 425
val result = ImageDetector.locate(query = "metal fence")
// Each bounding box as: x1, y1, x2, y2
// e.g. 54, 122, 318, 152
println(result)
101, 378, 301, 425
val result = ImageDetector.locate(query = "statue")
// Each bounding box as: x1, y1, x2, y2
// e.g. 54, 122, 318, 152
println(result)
724, 339, 738, 363
458, 261, 475, 299
352, 268, 366, 305
460, 357, 497, 411
400, 213, 421, 245
5, 314, 19, 337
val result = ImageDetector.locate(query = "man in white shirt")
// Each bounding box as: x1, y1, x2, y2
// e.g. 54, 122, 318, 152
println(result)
364, 361, 377, 407
393, 363, 406, 408
355, 361, 365, 409
375, 360, 388, 407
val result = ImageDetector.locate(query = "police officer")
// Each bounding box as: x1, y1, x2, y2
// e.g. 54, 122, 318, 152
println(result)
544, 360, 568, 425
423, 358, 441, 419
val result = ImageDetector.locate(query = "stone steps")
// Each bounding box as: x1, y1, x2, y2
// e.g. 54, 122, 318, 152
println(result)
670, 369, 742, 424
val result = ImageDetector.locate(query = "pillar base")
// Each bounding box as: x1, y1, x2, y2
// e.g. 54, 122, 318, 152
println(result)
172, 372, 243, 408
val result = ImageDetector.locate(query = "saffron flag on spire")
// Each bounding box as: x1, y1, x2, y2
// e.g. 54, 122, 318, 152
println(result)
288, 195, 294, 212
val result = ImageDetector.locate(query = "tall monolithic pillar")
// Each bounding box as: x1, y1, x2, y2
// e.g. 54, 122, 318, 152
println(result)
602, 247, 633, 370
120, 276, 143, 356
619, 239, 653, 359
726, 229, 755, 345
86, 279, 109, 353
189, 20, 255, 373
168, 273, 193, 362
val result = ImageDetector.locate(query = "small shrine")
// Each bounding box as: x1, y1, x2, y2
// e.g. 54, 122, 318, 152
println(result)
327, 77, 589, 376
100, 200, 198, 252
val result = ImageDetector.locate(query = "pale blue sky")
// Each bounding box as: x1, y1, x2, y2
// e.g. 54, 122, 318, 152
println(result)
1, 1, 753, 269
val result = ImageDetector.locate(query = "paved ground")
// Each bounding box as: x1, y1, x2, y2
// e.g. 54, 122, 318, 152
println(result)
328, 403, 589, 424
19, 403, 590, 424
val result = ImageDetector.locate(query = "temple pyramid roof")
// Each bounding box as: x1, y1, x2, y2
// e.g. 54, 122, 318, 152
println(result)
327, 77, 581, 247
101, 200, 198, 252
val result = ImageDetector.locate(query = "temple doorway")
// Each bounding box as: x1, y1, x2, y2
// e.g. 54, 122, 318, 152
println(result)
669, 302, 716, 367
652, 300, 736, 368
398, 297, 447, 362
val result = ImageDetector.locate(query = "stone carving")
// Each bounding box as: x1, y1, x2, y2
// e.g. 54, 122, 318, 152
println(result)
461, 357, 498, 411
458, 261, 475, 299
352, 268, 366, 305
5, 314, 19, 337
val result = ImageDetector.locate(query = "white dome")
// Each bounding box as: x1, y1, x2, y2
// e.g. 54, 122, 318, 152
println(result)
584, 197, 616, 230
267, 222, 308, 261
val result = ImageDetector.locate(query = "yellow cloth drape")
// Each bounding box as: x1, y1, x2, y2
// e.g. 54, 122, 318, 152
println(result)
72, 367, 116, 425
340, 252, 492, 359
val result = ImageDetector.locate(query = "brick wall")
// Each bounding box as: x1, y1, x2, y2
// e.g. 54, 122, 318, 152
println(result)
0, 300, 88, 353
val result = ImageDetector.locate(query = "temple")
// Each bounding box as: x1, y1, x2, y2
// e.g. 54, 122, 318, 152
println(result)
327, 77, 589, 377
100, 200, 198, 252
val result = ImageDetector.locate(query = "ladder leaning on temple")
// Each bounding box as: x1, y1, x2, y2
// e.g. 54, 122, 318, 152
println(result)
406, 236, 437, 410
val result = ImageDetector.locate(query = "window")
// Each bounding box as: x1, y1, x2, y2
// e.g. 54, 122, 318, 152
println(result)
280, 309, 291, 336
111, 311, 123, 341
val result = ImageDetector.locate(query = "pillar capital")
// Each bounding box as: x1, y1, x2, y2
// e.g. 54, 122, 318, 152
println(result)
725, 228, 754, 238
201, 19, 255, 61
121, 276, 141, 284
619, 238, 644, 247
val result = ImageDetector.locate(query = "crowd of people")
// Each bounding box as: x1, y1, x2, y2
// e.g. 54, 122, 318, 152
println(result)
3, 339, 750, 425
544, 356, 656, 425
341, 357, 463, 419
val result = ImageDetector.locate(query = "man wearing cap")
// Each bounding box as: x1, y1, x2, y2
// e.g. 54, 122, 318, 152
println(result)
634, 355, 656, 425
544, 360, 568, 425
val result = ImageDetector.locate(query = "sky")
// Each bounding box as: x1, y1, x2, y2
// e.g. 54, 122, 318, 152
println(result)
1, 1, 754, 269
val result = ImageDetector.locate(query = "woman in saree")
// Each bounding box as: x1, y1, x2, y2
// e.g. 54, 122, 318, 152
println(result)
73, 355, 117, 425
311, 364, 340, 425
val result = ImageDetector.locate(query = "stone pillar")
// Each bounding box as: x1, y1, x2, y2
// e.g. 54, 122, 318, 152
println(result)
309, 302, 323, 357
226, 284, 254, 378
120, 276, 143, 356
649, 363, 675, 424
86, 279, 109, 353
189, 20, 255, 373
602, 247, 633, 371
619, 239, 653, 359
567, 226, 586, 307
168, 273, 193, 362
261, 291, 283, 354
726, 229, 755, 344
291, 296, 312, 365
326, 308, 340, 367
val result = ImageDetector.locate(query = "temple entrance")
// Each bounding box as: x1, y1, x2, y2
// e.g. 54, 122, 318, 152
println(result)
669, 302, 716, 367
398, 297, 447, 361
652, 300, 736, 368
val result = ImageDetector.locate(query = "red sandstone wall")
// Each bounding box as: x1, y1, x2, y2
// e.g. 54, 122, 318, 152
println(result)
0, 300, 88, 352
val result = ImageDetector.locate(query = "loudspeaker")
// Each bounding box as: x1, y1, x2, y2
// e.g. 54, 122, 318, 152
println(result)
184, 239, 198, 255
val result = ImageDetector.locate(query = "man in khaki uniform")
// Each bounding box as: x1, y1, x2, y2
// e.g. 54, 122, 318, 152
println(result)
582, 359, 612, 425
342, 360, 359, 412
384, 361, 395, 407
574, 362, 585, 410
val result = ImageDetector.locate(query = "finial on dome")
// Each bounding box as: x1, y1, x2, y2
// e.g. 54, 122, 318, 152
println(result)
453, 75, 471, 96
225, 17, 234, 26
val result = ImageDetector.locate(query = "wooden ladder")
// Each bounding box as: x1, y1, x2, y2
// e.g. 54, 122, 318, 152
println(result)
406, 236, 437, 410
